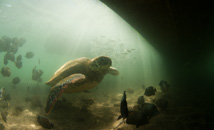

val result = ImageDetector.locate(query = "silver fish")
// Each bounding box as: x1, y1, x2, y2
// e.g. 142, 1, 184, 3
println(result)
1, 111, 8, 123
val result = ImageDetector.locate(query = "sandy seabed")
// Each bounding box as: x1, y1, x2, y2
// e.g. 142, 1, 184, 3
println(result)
0, 83, 212, 130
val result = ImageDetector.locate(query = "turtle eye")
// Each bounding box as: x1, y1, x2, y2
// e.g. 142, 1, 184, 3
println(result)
91, 61, 99, 68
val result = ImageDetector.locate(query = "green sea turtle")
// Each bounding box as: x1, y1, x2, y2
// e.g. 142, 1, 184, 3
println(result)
45, 56, 119, 113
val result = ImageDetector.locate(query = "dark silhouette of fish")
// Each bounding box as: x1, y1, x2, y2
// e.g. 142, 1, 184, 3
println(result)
4, 52, 15, 62
1, 111, 8, 123
159, 80, 170, 93
12, 77, 21, 84
1, 67, 11, 77
9, 44, 18, 54
136, 103, 159, 128
15, 60, 22, 69
16, 55, 22, 61
0, 36, 11, 52
32, 67, 44, 82
4, 57, 8, 65
37, 115, 54, 129
117, 91, 129, 120
25, 51, 34, 59
144, 86, 156, 96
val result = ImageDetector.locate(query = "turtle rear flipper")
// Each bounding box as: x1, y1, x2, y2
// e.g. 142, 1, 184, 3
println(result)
45, 74, 85, 113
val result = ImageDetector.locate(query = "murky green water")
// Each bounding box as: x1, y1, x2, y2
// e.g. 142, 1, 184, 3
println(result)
0, 0, 167, 129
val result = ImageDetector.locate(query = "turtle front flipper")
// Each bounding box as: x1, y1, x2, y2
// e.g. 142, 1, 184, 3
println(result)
45, 74, 85, 113
108, 67, 119, 75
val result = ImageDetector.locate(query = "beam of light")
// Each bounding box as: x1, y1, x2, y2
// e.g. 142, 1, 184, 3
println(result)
0, 0, 166, 87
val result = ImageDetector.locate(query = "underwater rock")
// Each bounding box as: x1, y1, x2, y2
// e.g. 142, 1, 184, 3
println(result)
12, 77, 21, 84
25, 51, 34, 59
126, 88, 134, 94
159, 80, 170, 93
144, 86, 156, 96
155, 98, 169, 110
1, 67, 11, 77
37, 115, 54, 129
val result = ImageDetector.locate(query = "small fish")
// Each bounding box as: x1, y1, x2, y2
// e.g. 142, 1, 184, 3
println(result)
144, 86, 156, 96
136, 103, 159, 127
37, 115, 54, 129
1, 67, 11, 77
12, 77, 21, 84
1, 111, 8, 123
159, 80, 170, 93
38, 58, 40, 64
4, 57, 8, 65
5, 52, 15, 62
117, 91, 129, 120
15, 60, 22, 69
25, 51, 34, 59
0, 88, 5, 99
16, 55, 22, 61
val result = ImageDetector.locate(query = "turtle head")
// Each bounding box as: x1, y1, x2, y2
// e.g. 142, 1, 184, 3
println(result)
90, 56, 112, 71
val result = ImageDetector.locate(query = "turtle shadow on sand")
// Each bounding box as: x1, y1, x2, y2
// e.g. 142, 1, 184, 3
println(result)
48, 99, 115, 130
